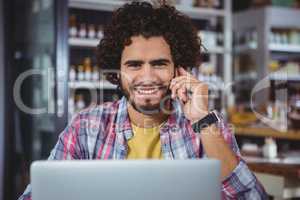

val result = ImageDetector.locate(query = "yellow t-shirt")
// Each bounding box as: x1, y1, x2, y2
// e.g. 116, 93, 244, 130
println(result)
126, 123, 163, 159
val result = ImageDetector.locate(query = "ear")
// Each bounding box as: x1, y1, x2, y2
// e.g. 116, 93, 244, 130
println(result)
106, 73, 120, 85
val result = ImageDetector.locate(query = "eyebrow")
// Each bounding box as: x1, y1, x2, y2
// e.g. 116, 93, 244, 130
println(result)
124, 60, 144, 66
149, 59, 171, 65
124, 58, 171, 66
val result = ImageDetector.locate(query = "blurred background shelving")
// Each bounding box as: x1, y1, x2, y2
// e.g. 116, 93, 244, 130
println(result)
2, 1, 300, 200
233, 6, 300, 104
231, 5, 300, 145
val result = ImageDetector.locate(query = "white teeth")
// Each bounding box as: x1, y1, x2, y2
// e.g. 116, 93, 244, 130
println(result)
136, 88, 158, 95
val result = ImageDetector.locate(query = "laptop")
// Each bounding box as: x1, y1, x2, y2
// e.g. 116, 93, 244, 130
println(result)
31, 159, 221, 200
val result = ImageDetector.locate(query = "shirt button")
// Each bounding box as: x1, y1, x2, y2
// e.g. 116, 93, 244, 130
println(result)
170, 126, 178, 132
119, 145, 126, 151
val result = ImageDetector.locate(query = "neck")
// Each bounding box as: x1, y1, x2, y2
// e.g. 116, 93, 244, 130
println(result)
127, 102, 171, 128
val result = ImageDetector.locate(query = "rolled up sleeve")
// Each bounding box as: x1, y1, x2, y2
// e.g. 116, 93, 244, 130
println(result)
216, 114, 268, 199
222, 160, 268, 199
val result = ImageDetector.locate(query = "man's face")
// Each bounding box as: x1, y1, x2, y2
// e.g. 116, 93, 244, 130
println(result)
120, 35, 175, 114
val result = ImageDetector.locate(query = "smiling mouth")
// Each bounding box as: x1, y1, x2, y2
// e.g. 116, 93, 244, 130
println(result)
133, 85, 167, 95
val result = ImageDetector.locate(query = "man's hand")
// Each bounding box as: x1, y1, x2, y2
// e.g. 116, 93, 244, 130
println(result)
170, 67, 238, 180
169, 67, 208, 123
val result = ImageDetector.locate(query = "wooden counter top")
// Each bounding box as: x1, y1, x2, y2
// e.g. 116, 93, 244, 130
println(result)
234, 126, 300, 141
244, 156, 300, 178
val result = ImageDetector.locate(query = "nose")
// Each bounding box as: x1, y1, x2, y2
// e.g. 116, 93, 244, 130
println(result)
140, 64, 157, 83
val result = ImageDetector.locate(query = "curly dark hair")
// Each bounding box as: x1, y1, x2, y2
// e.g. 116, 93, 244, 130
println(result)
96, 1, 202, 84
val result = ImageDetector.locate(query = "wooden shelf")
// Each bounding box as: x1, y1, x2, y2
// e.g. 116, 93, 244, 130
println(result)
246, 160, 300, 179
234, 126, 300, 141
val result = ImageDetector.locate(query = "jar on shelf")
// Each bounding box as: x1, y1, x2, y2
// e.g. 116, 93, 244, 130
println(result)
69, 14, 77, 38
69, 65, 76, 82
262, 138, 277, 159
83, 57, 92, 81
78, 23, 87, 38
77, 65, 85, 81
97, 25, 104, 40
75, 94, 85, 111
92, 66, 100, 81
88, 24, 96, 39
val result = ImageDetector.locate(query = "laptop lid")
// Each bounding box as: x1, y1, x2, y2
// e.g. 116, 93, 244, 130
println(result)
31, 159, 221, 200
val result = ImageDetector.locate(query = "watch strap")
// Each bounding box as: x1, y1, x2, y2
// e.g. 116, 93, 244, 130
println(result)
192, 111, 220, 133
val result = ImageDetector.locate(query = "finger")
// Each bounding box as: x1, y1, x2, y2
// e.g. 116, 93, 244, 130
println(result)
177, 87, 188, 103
170, 76, 186, 88
172, 81, 187, 99
174, 81, 186, 102
172, 80, 201, 99
174, 81, 196, 101
170, 75, 196, 88
170, 79, 186, 99
178, 67, 201, 82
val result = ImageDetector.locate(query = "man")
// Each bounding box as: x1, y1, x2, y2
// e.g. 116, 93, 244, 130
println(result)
19, 1, 267, 199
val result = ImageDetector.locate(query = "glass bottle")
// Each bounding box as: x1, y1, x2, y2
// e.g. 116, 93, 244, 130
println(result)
97, 25, 104, 40
69, 65, 76, 82
77, 65, 85, 81
92, 65, 100, 81
75, 94, 85, 111
69, 14, 77, 38
88, 24, 96, 39
83, 57, 92, 81
78, 23, 87, 38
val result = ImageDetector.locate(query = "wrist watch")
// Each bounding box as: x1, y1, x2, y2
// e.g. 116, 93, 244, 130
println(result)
192, 110, 220, 133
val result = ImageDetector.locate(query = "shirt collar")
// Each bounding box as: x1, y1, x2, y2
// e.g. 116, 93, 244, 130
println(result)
115, 96, 187, 140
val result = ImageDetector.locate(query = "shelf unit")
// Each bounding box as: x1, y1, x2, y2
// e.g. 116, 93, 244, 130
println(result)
232, 7, 300, 147
67, 0, 233, 118
233, 6, 300, 105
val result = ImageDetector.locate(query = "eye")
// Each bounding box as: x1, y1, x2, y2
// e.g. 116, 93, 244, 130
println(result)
127, 63, 142, 69
153, 62, 167, 68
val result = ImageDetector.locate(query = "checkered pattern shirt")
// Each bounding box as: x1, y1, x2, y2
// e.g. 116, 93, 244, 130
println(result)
18, 97, 267, 200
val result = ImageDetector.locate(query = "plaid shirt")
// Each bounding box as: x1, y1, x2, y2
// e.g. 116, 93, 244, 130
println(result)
19, 97, 267, 200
